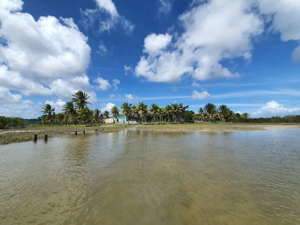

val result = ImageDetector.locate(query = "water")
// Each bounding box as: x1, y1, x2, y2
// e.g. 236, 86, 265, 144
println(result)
0, 129, 299, 224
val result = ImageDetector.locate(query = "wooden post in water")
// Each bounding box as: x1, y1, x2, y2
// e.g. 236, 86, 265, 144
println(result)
44, 135, 48, 142
33, 134, 37, 142
83, 131, 85, 135
75, 131, 77, 135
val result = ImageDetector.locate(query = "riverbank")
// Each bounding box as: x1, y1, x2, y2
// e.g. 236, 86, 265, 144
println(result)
1, 123, 300, 145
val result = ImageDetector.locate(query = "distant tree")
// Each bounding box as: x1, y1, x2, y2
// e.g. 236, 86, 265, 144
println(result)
121, 102, 133, 121
137, 102, 148, 122
72, 90, 91, 110
103, 110, 109, 119
204, 103, 217, 122
41, 104, 55, 120
77, 108, 93, 124
111, 106, 119, 118
93, 109, 101, 123
219, 105, 229, 122
62, 101, 76, 124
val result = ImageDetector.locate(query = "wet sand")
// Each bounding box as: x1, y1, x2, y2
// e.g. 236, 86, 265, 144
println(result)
1, 123, 300, 145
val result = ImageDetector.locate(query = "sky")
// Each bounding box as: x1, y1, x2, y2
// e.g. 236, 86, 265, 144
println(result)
1, 0, 300, 119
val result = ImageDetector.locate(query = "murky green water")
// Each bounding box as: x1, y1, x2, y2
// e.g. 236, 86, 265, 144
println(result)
1, 128, 300, 224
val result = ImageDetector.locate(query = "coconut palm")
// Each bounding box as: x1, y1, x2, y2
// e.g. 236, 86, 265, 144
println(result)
72, 90, 91, 110
93, 109, 101, 123
103, 110, 109, 119
63, 101, 76, 124
55, 113, 65, 125
111, 106, 119, 118
137, 102, 148, 122
149, 103, 160, 122
218, 105, 229, 122
77, 108, 93, 124
41, 104, 55, 120
204, 103, 217, 122
121, 102, 133, 122
242, 113, 250, 119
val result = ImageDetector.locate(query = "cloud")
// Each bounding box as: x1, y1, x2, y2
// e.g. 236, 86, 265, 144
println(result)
191, 90, 211, 100
124, 65, 133, 75
50, 76, 96, 103
125, 94, 139, 102
94, 0, 118, 17
0, 65, 51, 96
100, 102, 115, 113
0, 87, 22, 103
112, 79, 120, 90
0, 101, 41, 119
143, 33, 172, 55
252, 101, 300, 118
135, 0, 263, 83
258, 0, 300, 61
80, 0, 135, 34
94, 77, 120, 91
97, 43, 108, 55
95, 77, 112, 91
158, 0, 174, 14
0, 1, 95, 101
192, 81, 200, 87
45, 99, 66, 114
292, 46, 300, 63
1, 0, 23, 12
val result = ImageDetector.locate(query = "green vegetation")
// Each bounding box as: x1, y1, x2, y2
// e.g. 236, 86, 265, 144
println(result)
0, 116, 28, 129
39, 90, 104, 125
37, 91, 300, 125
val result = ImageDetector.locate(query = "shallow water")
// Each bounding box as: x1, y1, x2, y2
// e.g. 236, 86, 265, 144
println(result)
0, 128, 300, 224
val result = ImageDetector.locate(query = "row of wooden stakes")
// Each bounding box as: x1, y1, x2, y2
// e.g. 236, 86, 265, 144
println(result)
33, 129, 104, 142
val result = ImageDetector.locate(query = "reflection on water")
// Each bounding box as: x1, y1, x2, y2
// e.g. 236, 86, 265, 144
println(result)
1, 129, 300, 224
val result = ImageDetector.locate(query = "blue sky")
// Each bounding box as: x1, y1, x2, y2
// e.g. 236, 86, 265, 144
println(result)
1, 0, 300, 119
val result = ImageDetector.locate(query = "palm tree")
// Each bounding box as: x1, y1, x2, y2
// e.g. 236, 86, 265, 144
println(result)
111, 106, 119, 118
218, 105, 229, 122
103, 110, 109, 119
242, 113, 250, 119
41, 104, 55, 120
55, 113, 65, 125
204, 103, 217, 122
63, 101, 76, 124
93, 109, 101, 123
121, 102, 133, 122
72, 90, 91, 110
137, 102, 148, 122
149, 103, 160, 122
77, 108, 93, 124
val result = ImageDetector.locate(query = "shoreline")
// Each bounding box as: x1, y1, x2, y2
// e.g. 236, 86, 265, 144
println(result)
1, 123, 300, 145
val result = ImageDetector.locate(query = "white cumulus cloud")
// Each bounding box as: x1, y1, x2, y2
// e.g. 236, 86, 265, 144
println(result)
0, 87, 22, 103
143, 33, 172, 55
0, 0, 95, 102
45, 99, 66, 114
252, 101, 300, 118
95, 77, 112, 91
100, 102, 115, 114
191, 90, 211, 100
258, 0, 300, 62
94, 0, 118, 17
135, 0, 263, 83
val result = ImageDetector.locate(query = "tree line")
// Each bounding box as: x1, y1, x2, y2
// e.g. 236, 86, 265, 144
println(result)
38, 90, 300, 125
0, 116, 29, 129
